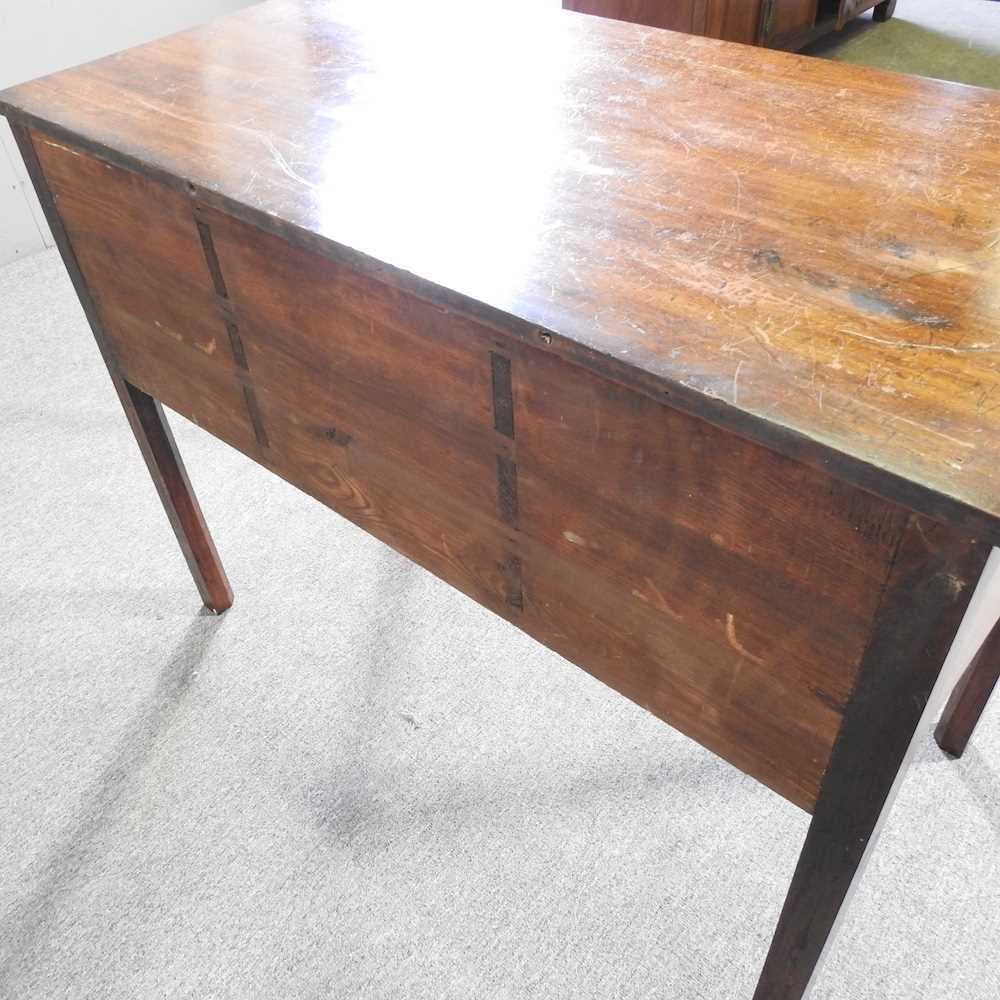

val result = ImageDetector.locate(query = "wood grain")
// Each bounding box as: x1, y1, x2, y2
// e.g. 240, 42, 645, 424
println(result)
33, 135, 259, 457
35, 135, 229, 364
512, 344, 906, 807
708, 0, 767, 43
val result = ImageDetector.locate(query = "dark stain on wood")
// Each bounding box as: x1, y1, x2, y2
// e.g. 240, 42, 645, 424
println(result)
225, 320, 249, 370
242, 383, 270, 451
752, 247, 783, 269
881, 239, 915, 260
848, 289, 951, 328
491, 352, 515, 439
321, 426, 353, 447
793, 266, 839, 290
500, 554, 525, 610
813, 688, 847, 713
496, 454, 519, 527
196, 219, 230, 299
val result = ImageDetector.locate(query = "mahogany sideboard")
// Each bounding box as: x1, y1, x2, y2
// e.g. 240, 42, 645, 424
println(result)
3, 2, 999, 997
563, 0, 898, 50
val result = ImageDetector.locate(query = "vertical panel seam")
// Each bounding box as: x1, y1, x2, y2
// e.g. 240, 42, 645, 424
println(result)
490, 352, 515, 439
491, 349, 522, 610
192, 206, 269, 451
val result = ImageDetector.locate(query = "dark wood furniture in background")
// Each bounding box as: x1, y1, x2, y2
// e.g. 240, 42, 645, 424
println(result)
2, 2, 998, 997
563, 0, 897, 50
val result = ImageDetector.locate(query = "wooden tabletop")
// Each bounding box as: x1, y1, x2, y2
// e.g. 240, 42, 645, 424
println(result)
4, 0, 1000, 542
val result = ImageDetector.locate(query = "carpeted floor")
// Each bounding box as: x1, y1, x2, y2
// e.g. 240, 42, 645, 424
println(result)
805, 0, 1000, 89
3, 6, 1000, 1000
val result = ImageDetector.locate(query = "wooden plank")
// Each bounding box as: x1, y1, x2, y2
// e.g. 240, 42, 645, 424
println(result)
204, 206, 497, 440
515, 347, 903, 687
251, 393, 520, 619
512, 345, 908, 808
34, 133, 230, 365
204, 205, 505, 520
112, 318, 260, 458
519, 533, 842, 809
32, 136, 259, 457
3, 4, 1000, 543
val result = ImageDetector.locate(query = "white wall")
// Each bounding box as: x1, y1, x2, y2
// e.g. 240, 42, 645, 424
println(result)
0, 0, 256, 266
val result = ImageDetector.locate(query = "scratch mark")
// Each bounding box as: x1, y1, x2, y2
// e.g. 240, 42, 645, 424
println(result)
259, 133, 316, 189
726, 613, 765, 666
837, 326, 998, 355
893, 257, 999, 284
732, 360, 745, 406
730, 169, 744, 214
39, 139, 84, 159
128, 94, 315, 189
633, 578, 683, 621
845, 395, 975, 450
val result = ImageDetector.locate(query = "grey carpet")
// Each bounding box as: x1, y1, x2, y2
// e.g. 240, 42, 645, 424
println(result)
4, 4, 1000, 994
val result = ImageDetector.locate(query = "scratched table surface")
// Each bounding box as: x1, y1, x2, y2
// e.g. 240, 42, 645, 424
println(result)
3, 0, 1000, 541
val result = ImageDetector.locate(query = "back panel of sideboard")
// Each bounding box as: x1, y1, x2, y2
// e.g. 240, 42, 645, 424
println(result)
34, 130, 910, 812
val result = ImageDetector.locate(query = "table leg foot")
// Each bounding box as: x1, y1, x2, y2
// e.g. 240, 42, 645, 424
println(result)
934, 617, 1000, 758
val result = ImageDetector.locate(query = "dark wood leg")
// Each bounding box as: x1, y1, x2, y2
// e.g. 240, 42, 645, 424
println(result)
119, 382, 234, 612
753, 516, 988, 1000
935, 616, 1000, 758
10, 121, 233, 614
